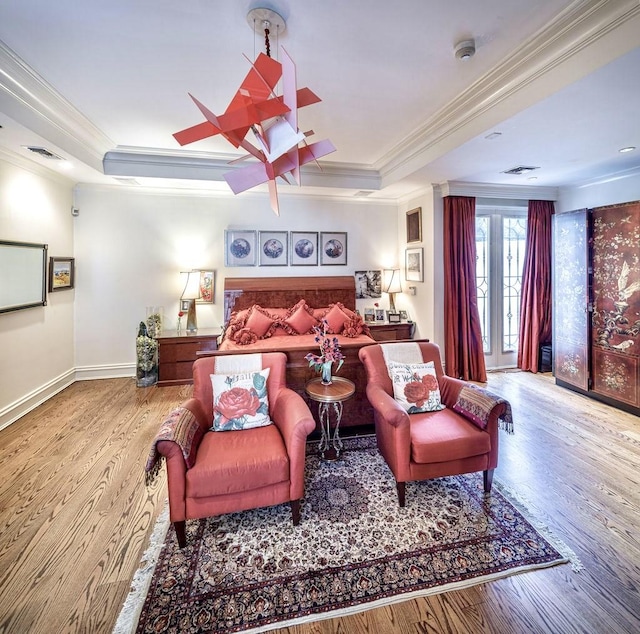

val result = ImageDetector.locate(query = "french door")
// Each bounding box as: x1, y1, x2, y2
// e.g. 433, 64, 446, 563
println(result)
475, 208, 527, 369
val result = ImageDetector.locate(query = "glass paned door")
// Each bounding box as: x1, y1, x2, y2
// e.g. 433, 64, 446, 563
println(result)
476, 209, 527, 369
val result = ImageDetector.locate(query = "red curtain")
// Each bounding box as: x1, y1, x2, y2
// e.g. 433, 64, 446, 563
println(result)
517, 200, 555, 372
443, 196, 487, 382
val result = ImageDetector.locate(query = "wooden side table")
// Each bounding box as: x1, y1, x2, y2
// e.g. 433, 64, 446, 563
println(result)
368, 321, 415, 342
305, 376, 355, 461
156, 328, 221, 386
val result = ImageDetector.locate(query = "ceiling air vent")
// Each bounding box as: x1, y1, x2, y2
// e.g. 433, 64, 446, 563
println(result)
353, 190, 373, 197
25, 146, 64, 160
502, 165, 539, 175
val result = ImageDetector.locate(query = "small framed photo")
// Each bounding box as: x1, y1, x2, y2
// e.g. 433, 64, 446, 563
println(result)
399, 310, 409, 321
320, 232, 347, 266
290, 231, 318, 266
48, 257, 75, 292
387, 312, 402, 323
364, 307, 375, 323
259, 231, 288, 266
180, 299, 191, 312
225, 230, 257, 267
375, 309, 385, 322
196, 270, 214, 304
405, 247, 424, 282
406, 207, 422, 243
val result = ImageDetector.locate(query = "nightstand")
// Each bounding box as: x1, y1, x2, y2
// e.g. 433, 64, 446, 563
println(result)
156, 328, 221, 386
368, 321, 415, 342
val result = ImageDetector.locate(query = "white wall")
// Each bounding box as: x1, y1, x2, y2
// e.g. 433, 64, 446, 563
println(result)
73, 185, 400, 377
557, 169, 640, 212
0, 155, 75, 429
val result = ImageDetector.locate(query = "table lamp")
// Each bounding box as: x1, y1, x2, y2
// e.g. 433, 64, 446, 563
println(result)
181, 270, 201, 332
383, 268, 402, 313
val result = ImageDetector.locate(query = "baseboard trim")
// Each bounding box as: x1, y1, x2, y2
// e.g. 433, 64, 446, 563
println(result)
0, 364, 136, 431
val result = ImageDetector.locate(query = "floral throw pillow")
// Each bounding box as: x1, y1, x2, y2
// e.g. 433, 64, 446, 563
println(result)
388, 361, 445, 414
210, 368, 271, 431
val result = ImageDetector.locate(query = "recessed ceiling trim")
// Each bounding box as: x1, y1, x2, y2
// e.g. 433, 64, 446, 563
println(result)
440, 180, 558, 201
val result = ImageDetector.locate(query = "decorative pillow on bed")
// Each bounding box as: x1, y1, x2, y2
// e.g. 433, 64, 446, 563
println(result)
322, 303, 352, 334
244, 305, 277, 338
343, 313, 369, 338
211, 368, 271, 431
284, 299, 318, 334
387, 361, 445, 413
231, 328, 258, 345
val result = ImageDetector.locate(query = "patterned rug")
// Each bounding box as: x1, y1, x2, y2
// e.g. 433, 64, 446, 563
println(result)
115, 437, 576, 634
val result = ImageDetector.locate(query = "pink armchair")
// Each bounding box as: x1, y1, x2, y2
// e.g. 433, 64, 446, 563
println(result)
156, 352, 315, 547
359, 342, 508, 506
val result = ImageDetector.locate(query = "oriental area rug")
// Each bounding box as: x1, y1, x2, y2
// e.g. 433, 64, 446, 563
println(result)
115, 437, 577, 634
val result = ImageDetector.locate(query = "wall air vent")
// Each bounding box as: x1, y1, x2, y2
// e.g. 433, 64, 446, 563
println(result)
353, 190, 373, 197
502, 165, 539, 175
113, 177, 141, 186
25, 146, 64, 160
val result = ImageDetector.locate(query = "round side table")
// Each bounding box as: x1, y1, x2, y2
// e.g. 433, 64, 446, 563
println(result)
305, 376, 355, 461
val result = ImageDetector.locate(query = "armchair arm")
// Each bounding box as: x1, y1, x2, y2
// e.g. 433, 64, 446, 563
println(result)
271, 388, 316, 499
365, 384, 409, 429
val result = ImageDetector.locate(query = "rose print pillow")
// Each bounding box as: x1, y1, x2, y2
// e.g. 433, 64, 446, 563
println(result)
387, 361, 445, 414
210, 368, 272, 431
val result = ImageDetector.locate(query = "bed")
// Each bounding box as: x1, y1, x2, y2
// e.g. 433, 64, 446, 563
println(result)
203, 275, 377, 431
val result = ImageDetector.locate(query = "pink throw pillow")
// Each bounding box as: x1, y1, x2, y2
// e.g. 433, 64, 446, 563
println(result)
245, 306, 276, 338
285, 300, 318, 334
323, 304, 350, 334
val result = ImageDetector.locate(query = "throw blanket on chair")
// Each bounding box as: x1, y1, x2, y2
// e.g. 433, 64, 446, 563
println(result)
145, 406, 204, 485
214, 353, 263, 374
380, 342, 423, 367
452, 385, 514, 434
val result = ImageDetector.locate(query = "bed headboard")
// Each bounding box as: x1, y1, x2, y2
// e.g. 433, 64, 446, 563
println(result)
223, 276, 356, 323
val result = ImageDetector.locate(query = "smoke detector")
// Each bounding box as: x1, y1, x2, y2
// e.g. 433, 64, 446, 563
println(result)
455, 40, 476, 61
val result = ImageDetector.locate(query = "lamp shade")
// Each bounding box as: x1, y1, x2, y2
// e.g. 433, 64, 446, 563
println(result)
181, 270, 202, 300
383, 269, 402, 294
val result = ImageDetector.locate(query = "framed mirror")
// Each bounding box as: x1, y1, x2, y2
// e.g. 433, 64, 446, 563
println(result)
0, 240, 48, 313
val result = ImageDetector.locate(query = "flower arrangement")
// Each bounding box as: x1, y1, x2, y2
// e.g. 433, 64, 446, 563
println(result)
304, 319, 344, 384
177, 310, 185, 332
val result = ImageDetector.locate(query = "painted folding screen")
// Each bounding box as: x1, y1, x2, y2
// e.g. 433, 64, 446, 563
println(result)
590, 201, 640, 407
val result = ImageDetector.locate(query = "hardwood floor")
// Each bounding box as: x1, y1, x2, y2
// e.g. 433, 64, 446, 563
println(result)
0, 371, 639, 633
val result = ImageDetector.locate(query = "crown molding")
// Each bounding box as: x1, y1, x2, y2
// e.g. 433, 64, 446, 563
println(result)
0, 146, 75, 187
0, 39, 114, 172
378, 0, 640, 187
440, 181, 559, 201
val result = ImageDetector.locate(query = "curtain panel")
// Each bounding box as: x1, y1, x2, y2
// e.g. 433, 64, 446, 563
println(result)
443, 196, 487, 382
517, 200, 555, 372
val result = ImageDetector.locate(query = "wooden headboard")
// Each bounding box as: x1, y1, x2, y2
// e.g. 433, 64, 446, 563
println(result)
223, 276, 356, 323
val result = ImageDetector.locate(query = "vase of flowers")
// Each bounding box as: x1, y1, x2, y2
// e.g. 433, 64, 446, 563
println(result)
305, 319, 344, 385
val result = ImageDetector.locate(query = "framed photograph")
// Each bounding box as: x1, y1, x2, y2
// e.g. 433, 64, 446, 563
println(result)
387, 312, 402, 323
355, 270, 382, 299
290, 231, 318, 266
405, 247, 424, 282
0, 241, 47, 313
259, 231, 288, 266
48, 256, 75, 292
197, 270, 214, 304
364, 307, 375, 323
180, 299, 191, 312
406, 207, 422, 243
320, 232, 347, 266
225, 230, 257, 267
375, 308, 385, 322
399, 310, 409, 321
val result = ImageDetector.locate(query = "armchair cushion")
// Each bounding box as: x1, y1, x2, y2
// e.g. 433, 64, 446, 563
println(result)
388, 361, 445, 413
211, 368, 272, 431
187, 425, 289, 497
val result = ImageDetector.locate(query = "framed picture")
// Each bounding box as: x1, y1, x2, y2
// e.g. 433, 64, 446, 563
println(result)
259, 231, 288, 266
180, 299, 191, 312
48, 256, 75, 292
406, 207, 422, 243
197, 270, 214, 304
290, 231, 318, 266
375, 308, 385, 322
355, 270, 382, 299
364, 307, 375, 323
320, 232, 347, 265
405, 247, 424, 282
387, 312, 401, 323
225, 230, 257, 267
0, 240, 47, 313
399, 310, 409, 321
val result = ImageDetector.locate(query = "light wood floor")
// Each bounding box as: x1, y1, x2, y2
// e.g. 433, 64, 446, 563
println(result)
0, 371, 639, 633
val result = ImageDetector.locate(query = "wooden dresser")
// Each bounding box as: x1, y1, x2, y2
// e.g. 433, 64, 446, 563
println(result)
368, 321, 415, 342
156, 328, 221, 386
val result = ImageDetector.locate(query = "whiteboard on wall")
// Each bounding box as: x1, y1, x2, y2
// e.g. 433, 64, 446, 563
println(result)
0, 240, 47, 313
